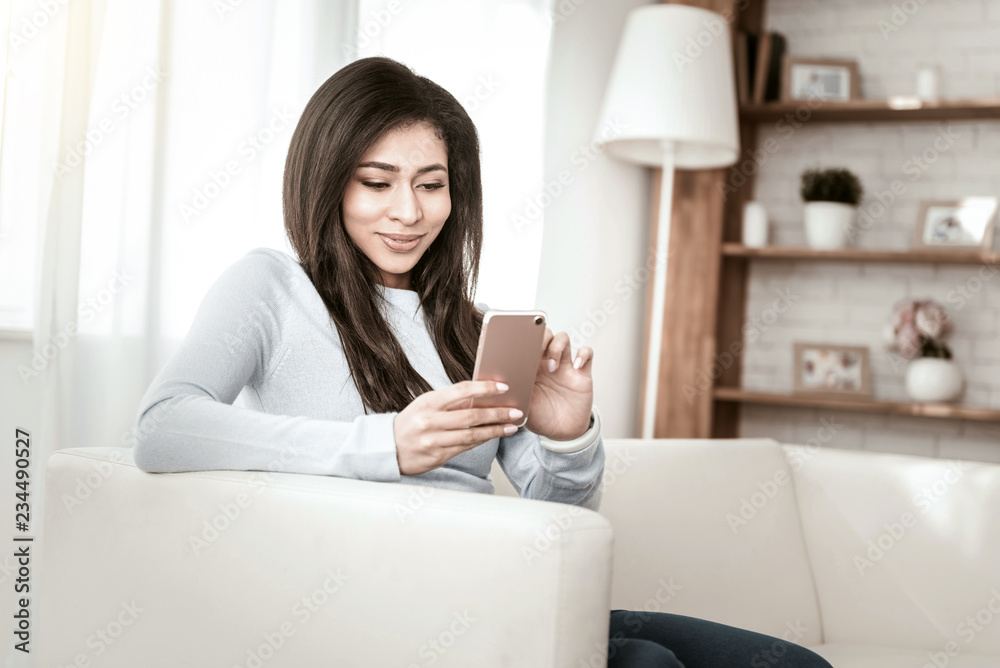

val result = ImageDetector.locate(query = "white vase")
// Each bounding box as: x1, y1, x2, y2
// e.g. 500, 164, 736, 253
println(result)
742, 201, 769, 248
905, 358, 964, 403
803, 201, 855, 249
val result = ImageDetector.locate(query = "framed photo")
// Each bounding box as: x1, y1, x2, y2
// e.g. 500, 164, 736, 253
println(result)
793, 343, 871, 397
912, 198, 999, 251
781, 57, 860, 102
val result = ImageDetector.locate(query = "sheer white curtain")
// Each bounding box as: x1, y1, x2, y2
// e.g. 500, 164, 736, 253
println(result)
2, 3, 354, 664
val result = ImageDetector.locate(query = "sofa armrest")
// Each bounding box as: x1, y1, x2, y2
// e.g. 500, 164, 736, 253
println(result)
39, 447, 613, 668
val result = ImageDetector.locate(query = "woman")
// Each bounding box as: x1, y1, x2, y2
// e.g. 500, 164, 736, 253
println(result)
133, 56, 832, 668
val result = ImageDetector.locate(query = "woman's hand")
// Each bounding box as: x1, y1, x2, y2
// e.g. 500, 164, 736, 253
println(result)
393, 380, 522, 476
524, 328, 594, 441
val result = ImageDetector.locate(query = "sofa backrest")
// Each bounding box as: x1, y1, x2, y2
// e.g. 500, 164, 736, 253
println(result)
492, 437, 824, 645
786, 444, 1000, 655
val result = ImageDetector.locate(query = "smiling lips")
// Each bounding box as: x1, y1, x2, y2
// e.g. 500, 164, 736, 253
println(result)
378, 233, 423, 252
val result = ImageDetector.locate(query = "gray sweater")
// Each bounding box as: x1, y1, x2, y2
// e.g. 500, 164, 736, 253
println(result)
133, 247, 605, 510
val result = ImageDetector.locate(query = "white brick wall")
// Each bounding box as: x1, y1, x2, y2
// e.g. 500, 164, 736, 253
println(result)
738, 0, 1000, 463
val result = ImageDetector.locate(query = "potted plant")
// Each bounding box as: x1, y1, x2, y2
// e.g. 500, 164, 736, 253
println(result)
883, 298, 964, 403
799, 167, 863, 249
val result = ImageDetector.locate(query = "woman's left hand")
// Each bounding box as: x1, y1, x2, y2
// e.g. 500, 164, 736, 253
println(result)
524, 328, 594, 441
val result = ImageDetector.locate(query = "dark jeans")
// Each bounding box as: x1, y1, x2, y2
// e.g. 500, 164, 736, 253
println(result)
606, 610, 834, 668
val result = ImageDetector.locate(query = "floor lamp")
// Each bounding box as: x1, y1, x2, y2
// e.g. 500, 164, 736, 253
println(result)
594, 4, 740, 439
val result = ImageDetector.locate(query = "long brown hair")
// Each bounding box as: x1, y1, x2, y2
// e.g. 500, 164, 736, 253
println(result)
283, 56, 484, 414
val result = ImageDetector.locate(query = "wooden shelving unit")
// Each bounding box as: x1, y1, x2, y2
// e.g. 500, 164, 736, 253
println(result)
739, 97, 1000, 123
644, 0, 1000, 439
714, 388, 1000, 424
722, 243, 1000, 265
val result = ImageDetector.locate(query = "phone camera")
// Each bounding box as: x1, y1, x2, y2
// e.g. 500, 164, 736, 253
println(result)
534, 316, 543, 325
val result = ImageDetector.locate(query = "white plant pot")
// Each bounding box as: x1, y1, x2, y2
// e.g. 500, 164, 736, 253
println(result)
803, 201, 855, 250
905, 358, 964, 403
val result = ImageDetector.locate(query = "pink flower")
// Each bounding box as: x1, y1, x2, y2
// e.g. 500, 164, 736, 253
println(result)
896, 322, 922, 359
915, 300, 950, 340
892, 299, 916, 330
884, 298, 954, 360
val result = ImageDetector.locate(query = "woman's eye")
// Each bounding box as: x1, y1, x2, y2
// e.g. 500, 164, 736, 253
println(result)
420, 183, 446, 190
362, 181, 390, 190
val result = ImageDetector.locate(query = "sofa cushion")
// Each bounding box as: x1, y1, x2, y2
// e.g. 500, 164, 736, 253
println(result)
811, 642, 1000, 668
787, 445, 1000, 655
593, 438, 823, 645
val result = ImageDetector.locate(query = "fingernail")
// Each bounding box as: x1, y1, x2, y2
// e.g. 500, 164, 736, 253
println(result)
497, 382, 509, 391
509, 408, 523, 419
503, 425, 517, 435
547, 358, 557, 372
573, 357, 582, 369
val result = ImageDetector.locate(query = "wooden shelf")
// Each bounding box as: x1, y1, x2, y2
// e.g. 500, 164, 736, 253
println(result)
714, 387, 1000, 423
722, 243, 1000, 264
739, 97, 1000, 123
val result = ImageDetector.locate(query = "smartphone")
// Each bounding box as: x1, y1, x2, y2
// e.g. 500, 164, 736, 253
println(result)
466, 309, 547, 427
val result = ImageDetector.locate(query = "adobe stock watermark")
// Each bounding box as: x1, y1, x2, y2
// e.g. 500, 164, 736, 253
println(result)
582, 578, 684, 668
53, 65, 167, 180
59, 450, 128, 514
234, 567, 350, 668
521, 505, 587, 565
213, 0, 248, 20
522, 448, 636, 565
405, 610, 477, 668
341, 0, 405, 57
919, 588, 1000, 668
53, 600, 144, 668
683, 287, 800, 403
718, 89, 831, 201
178, 107, 296, 222
512, 116, 629, 234
946, 261, 999, 311
124, 392, 185, 452
547, 0, 587, 24
726, 415, 842, 534
394, 484, 438, 524
187, 439, 303, 557
853, 459, 974, 575
8, 0, 70, 54
219, 260, 305, 363
18, 269, 136, 384
567, 247, 668, 350
847, 124, 960, 244
878, 0, 930, 40
671, 0, 751, 73
749, 620, 811, 668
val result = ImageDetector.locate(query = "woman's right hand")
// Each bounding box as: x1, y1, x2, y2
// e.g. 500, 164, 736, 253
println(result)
393, 380, 523, 476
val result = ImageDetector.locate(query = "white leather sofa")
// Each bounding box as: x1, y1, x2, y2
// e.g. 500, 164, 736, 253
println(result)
38, 438, 1000, 667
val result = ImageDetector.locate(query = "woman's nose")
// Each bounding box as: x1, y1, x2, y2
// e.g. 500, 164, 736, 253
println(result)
387, 185, 421, 224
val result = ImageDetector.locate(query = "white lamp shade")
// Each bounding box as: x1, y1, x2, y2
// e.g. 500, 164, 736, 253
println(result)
594, 4, 740, 169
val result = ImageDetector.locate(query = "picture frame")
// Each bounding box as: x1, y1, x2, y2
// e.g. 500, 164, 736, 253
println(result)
793, 342, 871, 397
912, 198, 999, 252
781, 57, 860, 103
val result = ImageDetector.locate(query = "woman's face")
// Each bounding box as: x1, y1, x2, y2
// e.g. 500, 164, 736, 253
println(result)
342, 121, 451, 291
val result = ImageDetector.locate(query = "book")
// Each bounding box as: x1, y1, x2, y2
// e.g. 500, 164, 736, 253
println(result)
764, 32, 786, 101
751, 31, 788, 104
735, 31, 750, 104
752, 32, 771, 104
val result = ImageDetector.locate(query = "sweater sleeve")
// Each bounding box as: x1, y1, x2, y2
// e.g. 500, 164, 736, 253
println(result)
474, 300, 605, 510
495, 426, 605, 511
132, 250, 401, 481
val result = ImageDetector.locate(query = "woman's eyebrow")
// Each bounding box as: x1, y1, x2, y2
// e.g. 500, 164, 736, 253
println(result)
356, 161, 447, 174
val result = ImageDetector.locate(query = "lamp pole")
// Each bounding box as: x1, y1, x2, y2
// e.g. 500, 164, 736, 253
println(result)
642, 142, 674, 440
